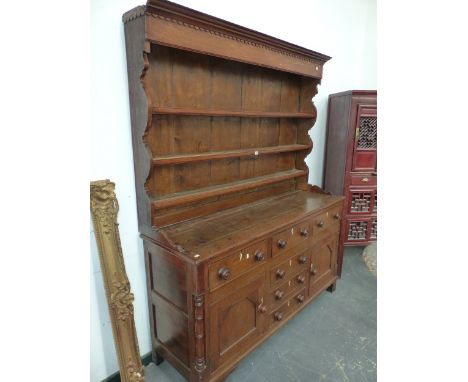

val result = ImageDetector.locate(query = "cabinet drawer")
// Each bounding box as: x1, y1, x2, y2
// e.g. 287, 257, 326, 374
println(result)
350, 173, 377, 186
269, 251, 310, 287
209, 240, 268, 290
267, 269, 308, 310
312, 207, 341, 236
272, 221, 311, 257
270, 288, 307, 326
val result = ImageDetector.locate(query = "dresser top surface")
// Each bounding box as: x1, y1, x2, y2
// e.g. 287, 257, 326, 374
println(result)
161, 190, 342, 260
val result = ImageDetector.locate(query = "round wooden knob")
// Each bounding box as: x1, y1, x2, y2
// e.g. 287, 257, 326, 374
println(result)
296, 294, 305, 303
277, 239, 287, 249
274, 311, 283, 321
255, 250, 265, 261
300, 228, 309, 237
317, 220, 324, 228
298, 255, 307, 264
334, 213, 341, 220
310, 265, 317, 276
276, 269, 286, 279
297, 275, 306, 284
257, 303, 267, 313
274, 290, 284, 300
218, 267, 231, 280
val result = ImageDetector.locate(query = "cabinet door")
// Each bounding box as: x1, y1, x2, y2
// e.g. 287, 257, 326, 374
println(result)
309, 238, 338, 295
352, 105, 377, 171
208, 274, 266, 371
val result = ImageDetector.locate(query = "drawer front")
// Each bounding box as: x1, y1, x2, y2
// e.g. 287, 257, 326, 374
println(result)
313, 206, 341, 237
209, 240, 268, 290
271, 221, 311, 257
267, 269, 308, 310
350, 173, 377, 186
269, 288, 307, 327
269, 250, 310, 287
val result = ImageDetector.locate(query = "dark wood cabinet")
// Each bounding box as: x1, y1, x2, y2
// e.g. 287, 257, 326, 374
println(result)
124, 1, 343, 380
323, 90, 377, 276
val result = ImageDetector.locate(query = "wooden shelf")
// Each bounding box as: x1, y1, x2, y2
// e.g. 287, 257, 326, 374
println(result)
152, 144, 312, 166
152, 107, 316, 119
152, 169, 308, 209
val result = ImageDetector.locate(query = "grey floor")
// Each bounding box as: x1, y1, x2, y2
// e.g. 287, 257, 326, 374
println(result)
146, 247, 376, 382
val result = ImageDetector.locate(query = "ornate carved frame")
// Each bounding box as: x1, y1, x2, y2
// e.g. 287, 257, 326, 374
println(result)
91, 180, 144, 382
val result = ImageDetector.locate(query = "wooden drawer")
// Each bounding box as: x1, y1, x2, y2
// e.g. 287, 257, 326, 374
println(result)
209, 240, 268, 290
269, 288, 307, 326
269, 250, 310, 288
350, 173, 377, 186
272, 221, 311, 257
267, 269, 308, 310
312, 206, 341, 237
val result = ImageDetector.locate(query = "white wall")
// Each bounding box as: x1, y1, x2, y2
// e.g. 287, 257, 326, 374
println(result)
90, 0, 376, 380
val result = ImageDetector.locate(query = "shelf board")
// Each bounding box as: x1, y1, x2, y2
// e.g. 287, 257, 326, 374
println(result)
152, 107, 316, 119
152, 144, 312, 166
152, 169, 308, 209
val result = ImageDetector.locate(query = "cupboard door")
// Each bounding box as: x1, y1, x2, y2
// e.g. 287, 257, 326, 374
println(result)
309, 238, 338, 295
208, 275, 266, 371
352, 105, 377, 171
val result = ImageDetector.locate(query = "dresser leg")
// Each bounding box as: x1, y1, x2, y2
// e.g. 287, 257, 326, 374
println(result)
327, 282, 336, 293
153, 350, 164, 365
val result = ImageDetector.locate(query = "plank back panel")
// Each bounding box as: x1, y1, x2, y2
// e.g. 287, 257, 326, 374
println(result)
143, 45, 319, 226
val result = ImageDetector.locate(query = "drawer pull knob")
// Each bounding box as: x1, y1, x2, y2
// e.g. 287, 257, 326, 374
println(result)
298, 255, 307, 264
362, 177, 369, 182
274, 311, 283, 321
334, 213, 341, 220
218, 267, 231, 280
300, 228, 309, 237
254, 250, 265, 261
317, 220, 324, 228
274, 290, 284, 300
277, 239, 287, 249
296, 294, 305, 303
297, 275, 306, 284
276, 269, 286, 279
257, 303, 267, 313
310, 265, 317, 276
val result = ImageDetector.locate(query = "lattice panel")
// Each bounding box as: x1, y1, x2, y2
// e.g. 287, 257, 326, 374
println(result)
350, 192, 372, 213
347, 221, 368, 241
370, 219, 377, 239
357, 117, 377, 149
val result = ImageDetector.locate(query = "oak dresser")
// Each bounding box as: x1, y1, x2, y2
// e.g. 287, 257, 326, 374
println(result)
123, 1, 344, 381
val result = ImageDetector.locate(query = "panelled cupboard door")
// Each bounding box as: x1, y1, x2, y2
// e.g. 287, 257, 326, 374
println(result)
309, 237, 338, 295
208, 274, 266, 371
352, 105, 377, 172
